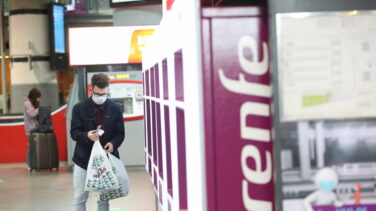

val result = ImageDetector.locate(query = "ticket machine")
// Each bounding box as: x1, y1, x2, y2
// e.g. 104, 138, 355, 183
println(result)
86, 71, 144, 121
85, 70, 145, 166
66, 66, 145, 167
66, 25, 156, 167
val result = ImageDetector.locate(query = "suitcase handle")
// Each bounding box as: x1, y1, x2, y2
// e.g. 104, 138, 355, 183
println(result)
34, 135, 40, 170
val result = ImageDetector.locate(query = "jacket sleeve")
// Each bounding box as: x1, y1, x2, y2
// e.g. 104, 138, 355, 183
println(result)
70, 104, 91, 145
25, 101, 39, 117
110, 107, 125, 149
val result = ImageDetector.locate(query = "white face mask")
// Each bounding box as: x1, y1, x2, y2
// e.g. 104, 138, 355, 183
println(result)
92, 95, 107, 105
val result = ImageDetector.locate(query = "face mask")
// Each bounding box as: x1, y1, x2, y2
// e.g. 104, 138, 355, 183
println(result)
92, 95, 107, 105
319, 181, 335, 191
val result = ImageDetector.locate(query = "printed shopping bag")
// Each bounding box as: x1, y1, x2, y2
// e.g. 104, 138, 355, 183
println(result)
85, 141, 119, 192
99, 153, 130, 201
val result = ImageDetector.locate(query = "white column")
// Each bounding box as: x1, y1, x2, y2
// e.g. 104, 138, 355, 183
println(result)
9, 0, 58, 112
298, 121, 311, 179
315, 121, 325, 168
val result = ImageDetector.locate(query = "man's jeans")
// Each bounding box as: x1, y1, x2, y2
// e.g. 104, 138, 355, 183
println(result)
73, 165, 109, 211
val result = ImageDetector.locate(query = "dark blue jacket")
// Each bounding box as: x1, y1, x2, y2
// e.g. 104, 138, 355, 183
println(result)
70, 98, 125, 170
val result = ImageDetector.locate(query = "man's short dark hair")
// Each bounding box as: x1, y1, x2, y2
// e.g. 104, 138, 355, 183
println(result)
91, 73, 110, 88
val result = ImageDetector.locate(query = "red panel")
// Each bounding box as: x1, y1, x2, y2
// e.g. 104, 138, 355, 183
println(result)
166, 0, 175, 10
123, 115, 144, 121
0, 124, 28, 163
0, 107, 68, 163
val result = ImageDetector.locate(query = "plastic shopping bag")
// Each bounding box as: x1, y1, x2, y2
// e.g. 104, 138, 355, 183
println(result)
99, 153, 130, 201
85, 141, 119, 192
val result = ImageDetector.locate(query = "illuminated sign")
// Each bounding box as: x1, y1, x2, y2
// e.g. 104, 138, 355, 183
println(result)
68, 25, 157, 66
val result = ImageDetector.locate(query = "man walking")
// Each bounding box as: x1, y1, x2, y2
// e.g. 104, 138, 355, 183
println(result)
71, 73, 125, 211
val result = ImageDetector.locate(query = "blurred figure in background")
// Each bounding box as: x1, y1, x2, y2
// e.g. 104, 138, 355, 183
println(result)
354, 183, 362, 204
23, 88, 41, 167
303, 168, 343, 211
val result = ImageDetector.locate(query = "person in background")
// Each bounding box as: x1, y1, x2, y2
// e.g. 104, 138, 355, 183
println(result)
23, 88, 41, 167
303, 168, 343, 211
70, 73, 125, 211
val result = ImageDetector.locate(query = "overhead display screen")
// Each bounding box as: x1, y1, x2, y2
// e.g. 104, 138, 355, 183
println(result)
53, 5, 65, 53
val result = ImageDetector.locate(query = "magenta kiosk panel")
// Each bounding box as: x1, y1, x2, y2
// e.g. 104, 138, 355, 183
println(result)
202, 6, 275, 211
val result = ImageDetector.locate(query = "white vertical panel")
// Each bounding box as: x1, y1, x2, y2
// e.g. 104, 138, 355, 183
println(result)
180, 0, 207, 210
142, 0, 206, 210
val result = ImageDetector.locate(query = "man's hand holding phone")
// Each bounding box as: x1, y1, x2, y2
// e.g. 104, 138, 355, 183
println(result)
87, 125, 103, 142
87, 130, 99, 141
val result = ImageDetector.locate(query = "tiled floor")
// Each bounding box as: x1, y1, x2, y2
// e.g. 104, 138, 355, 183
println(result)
0, 162, 156, 211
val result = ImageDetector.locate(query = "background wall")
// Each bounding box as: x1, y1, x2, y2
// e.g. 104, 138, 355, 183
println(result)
113, 5, 162, 26
9, 0, 59, 113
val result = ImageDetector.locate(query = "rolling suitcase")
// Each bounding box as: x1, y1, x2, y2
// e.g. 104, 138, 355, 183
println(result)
29, 132, 59, 172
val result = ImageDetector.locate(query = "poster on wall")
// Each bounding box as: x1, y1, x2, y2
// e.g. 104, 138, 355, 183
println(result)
277, 11, 376, 121
276, 10, 376, 211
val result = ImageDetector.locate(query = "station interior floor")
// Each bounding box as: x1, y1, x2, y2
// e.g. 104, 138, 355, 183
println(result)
0, 162, 157, 211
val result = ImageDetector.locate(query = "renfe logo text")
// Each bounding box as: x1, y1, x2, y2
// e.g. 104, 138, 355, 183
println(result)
219, 35, 273, 211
